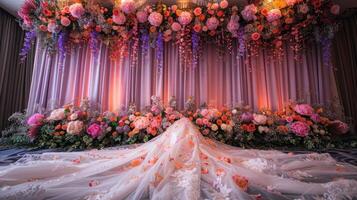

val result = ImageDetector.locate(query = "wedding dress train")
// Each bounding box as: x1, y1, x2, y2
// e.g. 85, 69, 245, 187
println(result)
1, 118, 357, 200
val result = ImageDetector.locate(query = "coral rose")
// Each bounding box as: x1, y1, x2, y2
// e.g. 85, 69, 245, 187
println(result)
60, 16, 71, 27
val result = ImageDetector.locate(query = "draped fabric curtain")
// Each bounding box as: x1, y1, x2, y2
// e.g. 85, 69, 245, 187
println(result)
27, 37, 341, 115
333, 10, 357, 133
0, 8, 35, 130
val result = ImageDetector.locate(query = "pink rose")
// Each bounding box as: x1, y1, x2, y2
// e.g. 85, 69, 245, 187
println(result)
151, 119, 161, 128
136, 11, 148, 23
253, 114, 267, 125
113, 12, 126, 25
285, 116, 294, 123
330, 4, 340, 15
310, 114, 321, 123
47, 21, 57, 33
202, 118, 209, 125
251, 32, 261, 41
206, 17, 219, 30
27, 113, 45, 127
171, 22, 182, 32
298, 4, 309, 14
178, 11, 192, 25
87, 123, 102, 138
294, 104, 314, 116
219, 0, 229, 9
285, 0, 297, 6
60, 16, 71, 27
193, 24, 202, 32
121, 0, 136, 14
241, 4, 257, 21
328, 120, 349, 134
193, 7, 202, 16
196, 118, 203, 126
148, 12, 163, 27
200, 109, 209, 117
69, 3, 85, 19
267, 9, 282, 22
290, 121, 310, 137
211, 3, 219, 10
67, 120, 84, 134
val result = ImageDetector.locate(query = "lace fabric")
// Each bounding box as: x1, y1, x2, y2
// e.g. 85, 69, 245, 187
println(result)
1, 118, 357, 200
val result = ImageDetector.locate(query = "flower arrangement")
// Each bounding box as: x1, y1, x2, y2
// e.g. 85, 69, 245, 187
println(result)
18, 0, 340, 67
5, 97, 355, 150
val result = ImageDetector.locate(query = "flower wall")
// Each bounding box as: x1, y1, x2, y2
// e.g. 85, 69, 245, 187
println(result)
18, 0, 340, 67
14, 97, 354, 150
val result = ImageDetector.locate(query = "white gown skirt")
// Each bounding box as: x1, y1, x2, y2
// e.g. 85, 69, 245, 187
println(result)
1, 118, 357, 200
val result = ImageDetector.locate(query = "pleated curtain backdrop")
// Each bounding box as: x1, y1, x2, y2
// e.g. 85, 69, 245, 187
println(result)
333, 10, 357, 132
27, 37, 342, 116
0, 8, 35, 131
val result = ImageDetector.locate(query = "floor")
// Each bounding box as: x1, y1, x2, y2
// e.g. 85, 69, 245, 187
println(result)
1, 148, 357, 166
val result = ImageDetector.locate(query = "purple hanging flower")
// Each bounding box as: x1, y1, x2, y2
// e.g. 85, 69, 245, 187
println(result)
321, 36, 332, 67
156, 32, 163, 69
191, 31, 200, 67
140, 30, 149, 55
20, 29, 36, 62
89, 30, 99, 57
237, 27, 245, 57
58, 31, 68, 68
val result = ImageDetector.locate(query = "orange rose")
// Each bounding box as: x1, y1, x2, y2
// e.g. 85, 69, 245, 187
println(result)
251, 32, 261, 41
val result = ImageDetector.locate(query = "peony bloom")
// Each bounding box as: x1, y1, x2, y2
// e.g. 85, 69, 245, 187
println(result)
227, 15, 240, 37
47, 108, 66, 121
133, 116, 150, 130
328, 120, 349, 134
148, 12, 163, 27
67, 120, 84, 134
69, 3, 85, 19
136, 10, 148, 23
87, 123, 102, 138
253, 114, 267, 125
219, 0, 229, 9
251, 32, 261, 41
290, 121, 310, 137
178, 11, 192, 25
47, 21, 57, 33
113, 12, 126, 25
27, 113, 45, 127
121, 0, 136, 14
206, 17, 219, 30
60, 16, 71, 27
241, 4, 257, 21
193, 7, 202, 16
330, 4, 340, 15
267, 9, 282, 22
171, 22, 182, 31
294, 104, 314, 116
298, 4, 309, 14
241, 112, 253, 123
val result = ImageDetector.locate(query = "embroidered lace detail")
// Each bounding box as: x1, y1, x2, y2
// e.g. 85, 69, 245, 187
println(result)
323, 179, 357, 200
1, 184, 45, 199
172, 167, 201, 200
286, 170, 313, 180
242, 158, 273, 172
211, 176, 232, 199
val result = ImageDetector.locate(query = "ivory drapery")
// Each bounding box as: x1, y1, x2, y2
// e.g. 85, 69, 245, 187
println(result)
27, 38, 341, 114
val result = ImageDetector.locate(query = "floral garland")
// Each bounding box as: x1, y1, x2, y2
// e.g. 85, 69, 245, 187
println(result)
6, 97, 354, 150
18, 0, 340, 67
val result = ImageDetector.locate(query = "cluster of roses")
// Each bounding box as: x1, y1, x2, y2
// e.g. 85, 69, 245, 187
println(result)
25, 97, 349, 150
18, 0, 340, 62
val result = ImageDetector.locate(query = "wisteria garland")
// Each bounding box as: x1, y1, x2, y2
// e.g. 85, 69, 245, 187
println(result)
321, 36, 332, 67
191, 31, 200, 67
89, 30, 99, 57
20, 30, 36, 62
57, 31, 68, 68
156, 32, 164, 69
140, 30, 150, 56
237, 27, 246, 57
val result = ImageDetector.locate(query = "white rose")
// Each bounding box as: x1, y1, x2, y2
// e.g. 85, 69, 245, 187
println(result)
211, 124, 219, 131
69, 113, 78, 121
129, 114, 136, 121
232, 109, 238, 115
47, 108, 66, 121
220, 124, 227, 131
67, 120, 83, 134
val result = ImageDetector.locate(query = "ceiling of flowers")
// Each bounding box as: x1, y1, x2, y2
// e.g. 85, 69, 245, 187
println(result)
18, 0, 340, 67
